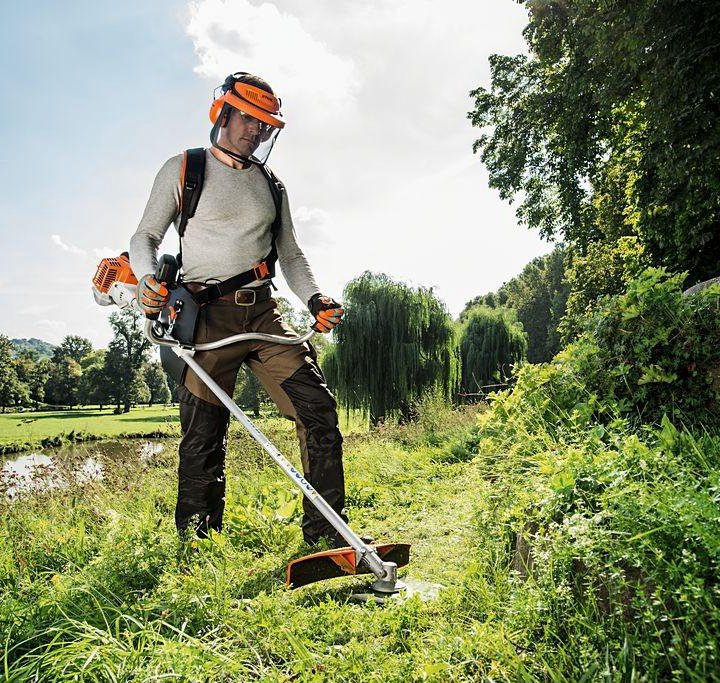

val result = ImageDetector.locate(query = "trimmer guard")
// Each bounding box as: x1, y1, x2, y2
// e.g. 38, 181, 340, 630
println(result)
286, 543, 411, 588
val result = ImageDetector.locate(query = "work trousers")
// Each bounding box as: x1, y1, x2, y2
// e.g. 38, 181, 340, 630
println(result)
175, 295, 346, 544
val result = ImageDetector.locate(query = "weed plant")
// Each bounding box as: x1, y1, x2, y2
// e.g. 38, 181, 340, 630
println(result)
453, 269, 720, 679
1, 270, 717, 680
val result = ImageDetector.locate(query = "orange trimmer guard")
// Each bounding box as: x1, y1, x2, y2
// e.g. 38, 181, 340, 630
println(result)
286, 543, 411, 589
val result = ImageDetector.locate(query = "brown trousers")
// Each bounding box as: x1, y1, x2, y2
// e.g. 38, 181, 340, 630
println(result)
176, 295, 346, 543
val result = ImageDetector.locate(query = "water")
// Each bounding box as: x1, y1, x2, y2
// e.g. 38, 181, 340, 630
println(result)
0, 439, 168, 501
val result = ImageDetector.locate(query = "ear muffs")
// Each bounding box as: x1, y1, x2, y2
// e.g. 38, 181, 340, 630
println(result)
209, 98, 226, 125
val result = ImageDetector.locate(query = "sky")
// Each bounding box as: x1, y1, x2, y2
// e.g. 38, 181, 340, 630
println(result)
0, 0, 553, 348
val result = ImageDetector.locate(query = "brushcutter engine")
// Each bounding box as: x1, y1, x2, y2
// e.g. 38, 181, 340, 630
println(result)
91, 252, 139, 309
92, 252, 179, 313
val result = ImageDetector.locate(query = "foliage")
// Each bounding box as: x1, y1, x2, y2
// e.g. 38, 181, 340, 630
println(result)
143, 361, 171, 405
233, 367, 269, 418
104, 309, 152, 413
322, 272, 459, 423
43, 357, 82, 408
456, 396, 720, 678
469, 0, 720, 283
0, 335, 28, 410
560, 235, 650, 341
491, 268, 720, 431
458, 306, 526, 399
51, 335, 93, 364
462, 245, 569, 362
77, 351, 112, 408
13, 350, 50, 405
10, 338, 55, 359
275, 296, 329, 355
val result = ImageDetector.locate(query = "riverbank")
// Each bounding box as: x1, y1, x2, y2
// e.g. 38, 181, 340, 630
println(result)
0, 406, 181, 454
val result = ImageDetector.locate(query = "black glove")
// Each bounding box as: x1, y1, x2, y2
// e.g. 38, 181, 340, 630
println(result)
308, 293, 344, 333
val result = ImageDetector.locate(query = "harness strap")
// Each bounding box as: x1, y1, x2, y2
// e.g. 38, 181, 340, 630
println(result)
176, 148, 285, 305
177, 148, 206, 269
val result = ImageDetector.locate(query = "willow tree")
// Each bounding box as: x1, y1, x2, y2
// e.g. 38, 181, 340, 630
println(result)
459, 306, 527, 400
322, 272, 458, 424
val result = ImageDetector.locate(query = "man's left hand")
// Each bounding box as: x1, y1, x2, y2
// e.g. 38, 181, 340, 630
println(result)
308, 293, 344, 333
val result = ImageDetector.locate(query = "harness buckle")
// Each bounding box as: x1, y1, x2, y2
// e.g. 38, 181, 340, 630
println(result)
253, 261, 270, 280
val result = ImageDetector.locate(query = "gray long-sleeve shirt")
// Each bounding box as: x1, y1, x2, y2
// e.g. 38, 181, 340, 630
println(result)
129, 150, 320, 305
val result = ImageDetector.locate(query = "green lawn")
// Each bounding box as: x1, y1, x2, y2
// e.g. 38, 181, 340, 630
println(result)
0, 406, 180, 446
0, 405, 368, 449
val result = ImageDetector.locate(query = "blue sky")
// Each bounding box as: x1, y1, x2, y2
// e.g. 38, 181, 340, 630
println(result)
1, 1, 553, 347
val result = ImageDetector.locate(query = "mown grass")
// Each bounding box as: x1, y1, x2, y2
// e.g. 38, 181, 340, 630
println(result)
0, 406, 180, 451
0, 406, 368, 454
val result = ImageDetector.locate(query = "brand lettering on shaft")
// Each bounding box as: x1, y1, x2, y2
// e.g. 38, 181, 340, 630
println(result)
290, 466, 314, 492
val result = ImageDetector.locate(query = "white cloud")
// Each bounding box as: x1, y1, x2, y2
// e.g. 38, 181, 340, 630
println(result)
50, 234, 85, 255
186, 0, 360, 119
92, 246, 121, 259
34, 319, 68, 344
292, 205, 331, 246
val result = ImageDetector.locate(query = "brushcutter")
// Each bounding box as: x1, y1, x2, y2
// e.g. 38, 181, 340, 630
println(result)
92, 253, 410, 595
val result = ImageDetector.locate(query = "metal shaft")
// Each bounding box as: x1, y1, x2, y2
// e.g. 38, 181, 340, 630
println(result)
175, 347, 395, 584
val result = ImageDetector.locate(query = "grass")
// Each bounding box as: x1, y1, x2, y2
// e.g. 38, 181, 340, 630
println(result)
0, 400, 493, 681
0, 406, 180, 445
1, 390, 717, 680
0, 406, 369, 454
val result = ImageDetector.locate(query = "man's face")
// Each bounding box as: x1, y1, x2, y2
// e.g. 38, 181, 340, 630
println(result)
222, 107, 267, 157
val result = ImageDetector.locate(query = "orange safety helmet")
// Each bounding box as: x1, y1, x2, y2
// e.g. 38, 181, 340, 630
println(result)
209, 76, 285, 130
209, 72, 285, 165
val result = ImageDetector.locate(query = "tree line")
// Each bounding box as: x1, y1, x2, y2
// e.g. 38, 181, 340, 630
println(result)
0, 297, 326, 414
0, 310, 172, 413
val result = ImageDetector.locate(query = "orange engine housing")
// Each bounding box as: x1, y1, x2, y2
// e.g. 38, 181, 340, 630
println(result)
92, 253, 137, 293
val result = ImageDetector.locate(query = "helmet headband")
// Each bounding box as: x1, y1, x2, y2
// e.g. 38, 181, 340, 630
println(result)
209, 82, 285, 129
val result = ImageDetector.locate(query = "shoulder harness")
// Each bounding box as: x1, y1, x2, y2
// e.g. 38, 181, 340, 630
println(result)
176, 147, 285, 305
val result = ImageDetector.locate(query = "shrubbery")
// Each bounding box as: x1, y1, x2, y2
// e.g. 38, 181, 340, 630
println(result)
498, 268, 720, 432
457, 268, 720, 678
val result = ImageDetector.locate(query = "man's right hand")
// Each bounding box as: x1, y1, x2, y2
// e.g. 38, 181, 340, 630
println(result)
137, 274, 170, 315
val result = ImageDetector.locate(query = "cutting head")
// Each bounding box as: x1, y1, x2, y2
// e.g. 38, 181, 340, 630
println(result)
286, 543, 411, 589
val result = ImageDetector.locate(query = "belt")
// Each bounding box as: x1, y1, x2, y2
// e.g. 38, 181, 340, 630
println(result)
185, 281, 273, 305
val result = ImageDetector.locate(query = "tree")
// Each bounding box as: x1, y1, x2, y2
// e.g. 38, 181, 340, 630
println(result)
52, 335, 93, 364
79, 363, 112, 409
0, 335, 27, 411
130, 374, 151, 406
461, 246, 569, 363
559, 236, 650, 342
233, 367, 268, 417
78, 351, 112, 408
144, 361, 171, 405
321, 272, 459, 424
458, 306, 527, 400
275, 295, 329, 355
44, 357, 82, 407
103, 308, 152, 412
469, 0, 720, 284
13, 349, 50, 407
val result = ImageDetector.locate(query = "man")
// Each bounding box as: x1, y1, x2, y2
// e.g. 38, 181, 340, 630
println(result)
129, 72, 352, 547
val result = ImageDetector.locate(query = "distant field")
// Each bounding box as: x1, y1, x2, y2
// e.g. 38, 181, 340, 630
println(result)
0, 405, 368, 448
0, 406, 180, 446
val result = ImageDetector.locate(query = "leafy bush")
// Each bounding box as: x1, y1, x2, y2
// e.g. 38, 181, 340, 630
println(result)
455, 268, 720, 677
560, 236, 650, 342
496, 268, 720, 432
458, 306, 527, 400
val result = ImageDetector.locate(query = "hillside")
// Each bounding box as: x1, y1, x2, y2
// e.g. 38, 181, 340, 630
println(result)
10, 338, 55, 359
